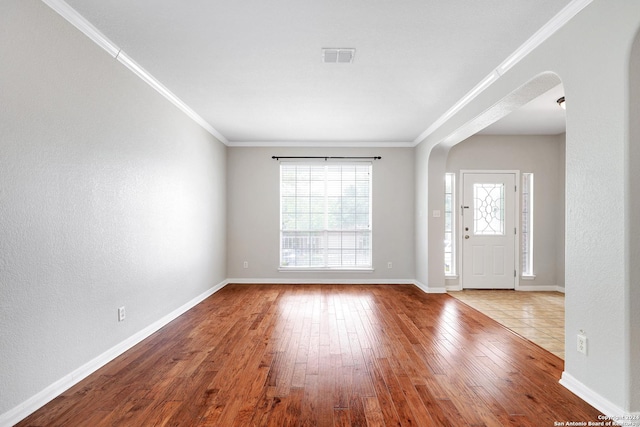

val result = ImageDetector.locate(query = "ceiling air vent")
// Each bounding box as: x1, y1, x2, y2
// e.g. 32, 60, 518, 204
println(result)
322, 48, 355, 64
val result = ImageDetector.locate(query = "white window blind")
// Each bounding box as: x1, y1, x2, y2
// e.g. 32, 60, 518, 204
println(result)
280, 162, 372, 269
521, 173, 534, 276
444, 173, 456, 275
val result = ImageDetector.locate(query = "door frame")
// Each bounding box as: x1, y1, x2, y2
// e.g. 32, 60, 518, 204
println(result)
459, 170, 521, 290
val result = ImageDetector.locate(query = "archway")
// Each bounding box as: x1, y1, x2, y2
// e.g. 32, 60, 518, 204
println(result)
426, 72, 567, 356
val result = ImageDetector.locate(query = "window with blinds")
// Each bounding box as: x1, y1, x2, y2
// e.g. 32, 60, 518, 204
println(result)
280, 162, 372, 269
444, 173, 456, 276
521, 173, 534, 276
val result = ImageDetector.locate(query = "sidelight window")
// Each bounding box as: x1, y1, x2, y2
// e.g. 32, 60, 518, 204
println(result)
521, 173, 534, 276
444, 173, 456, 275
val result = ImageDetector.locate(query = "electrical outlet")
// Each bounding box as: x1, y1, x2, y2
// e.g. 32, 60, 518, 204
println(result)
387, 262, 392, 269
243, 261, 249, 269
577, 333, 587, 355
118, 306, 126, 322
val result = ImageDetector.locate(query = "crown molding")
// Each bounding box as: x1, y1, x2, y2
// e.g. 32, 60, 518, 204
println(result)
41, 0, 119, 57
42, 0, 593, 149
226, 140, 415, 148
412, 0, 594, 146
41, 0, 229, 145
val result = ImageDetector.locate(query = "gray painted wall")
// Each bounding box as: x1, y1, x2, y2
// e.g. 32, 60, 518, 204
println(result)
227, 147, 415, 282
0, 0, 227, 416
445, 134, 566, 289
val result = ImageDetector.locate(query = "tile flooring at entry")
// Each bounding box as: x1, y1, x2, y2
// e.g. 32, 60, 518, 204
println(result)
448, 290, 565, 359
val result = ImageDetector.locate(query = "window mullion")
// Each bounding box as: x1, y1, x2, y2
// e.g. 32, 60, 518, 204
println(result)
324, 165, 329, 268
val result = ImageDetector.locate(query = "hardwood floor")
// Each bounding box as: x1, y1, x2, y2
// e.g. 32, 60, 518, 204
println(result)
17, 284, 601, 426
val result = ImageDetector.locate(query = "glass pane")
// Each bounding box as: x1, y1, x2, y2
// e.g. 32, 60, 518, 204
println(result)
282, 181, 296, 196
444, 253, 453, 274
355, 165, 369, 180
342, 197, 356, 213
341, 166, 356, 181
310, 197, 324, 213
342, 214, 355, 229
310, 166, 325, 180
328, 214, 341, 229
355, 197, 369, 214
342, 181, 355, 197
281, 166, 296, 181
473, 183, 505, 235
310, 181, 324, 197
327, 180, 341, 197
309, 213, 324, 229
282, 196, 296, 213
355, 214, 369, 230
296, 181, 310, 197
296, 166, 310, 181
297, 197, 309, 212
355, 181, 369, 197
445, 175, 452, 193
282, 213, 296, 230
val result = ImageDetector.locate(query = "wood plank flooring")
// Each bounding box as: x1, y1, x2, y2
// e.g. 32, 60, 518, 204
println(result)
17, 284, 602, 426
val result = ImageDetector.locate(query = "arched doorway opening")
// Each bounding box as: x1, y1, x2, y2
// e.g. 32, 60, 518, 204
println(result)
427, 72, 567, 358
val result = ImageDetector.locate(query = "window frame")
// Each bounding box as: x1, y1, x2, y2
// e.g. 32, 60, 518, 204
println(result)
521, 172, 534, 277
278, 161, 373, 271
444, 173, 456, 276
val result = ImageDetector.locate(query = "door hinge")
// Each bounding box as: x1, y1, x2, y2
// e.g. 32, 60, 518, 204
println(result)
514, 270, 517, 278
514, 227, 517, 235
515, 185, 517, 192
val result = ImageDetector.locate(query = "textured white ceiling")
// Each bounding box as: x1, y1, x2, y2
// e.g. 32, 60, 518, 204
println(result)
63, 0, 572, 144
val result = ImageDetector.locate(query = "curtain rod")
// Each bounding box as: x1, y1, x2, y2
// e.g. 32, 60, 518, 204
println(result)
272, 156, 381, 161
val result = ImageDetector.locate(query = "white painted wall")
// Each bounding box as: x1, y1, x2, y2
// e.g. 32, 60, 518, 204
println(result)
227, 147, 415, 283
415, 0, 640, 415
445, 134, 566, 289
0, 0, 227, 419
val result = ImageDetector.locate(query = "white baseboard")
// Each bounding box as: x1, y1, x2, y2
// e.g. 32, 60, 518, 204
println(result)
413, 280, 446, 294
228, 278, 447, 294
560, 372, 640, 426
445, 285, 564, 292
0, 280, 229, 427
227, 278, 416, 285
516, 285, 565, 292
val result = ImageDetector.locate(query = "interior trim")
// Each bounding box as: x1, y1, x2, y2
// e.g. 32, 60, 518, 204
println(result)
560, 372, 639, 424
40, 0, 592, 148
41, 0, 229, 145
412, 0, 593, 146
227, 140, 415, 148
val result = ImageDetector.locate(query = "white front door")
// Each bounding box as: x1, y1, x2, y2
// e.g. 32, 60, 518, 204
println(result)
462, 172, 517, 289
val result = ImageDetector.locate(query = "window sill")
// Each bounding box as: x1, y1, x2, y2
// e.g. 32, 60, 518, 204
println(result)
279, 267, 374, 273
445, 275, 459, 279
521, 275, 536, 280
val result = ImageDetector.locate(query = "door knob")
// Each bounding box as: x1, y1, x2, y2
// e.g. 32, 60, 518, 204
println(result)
465, 235, 470, 239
